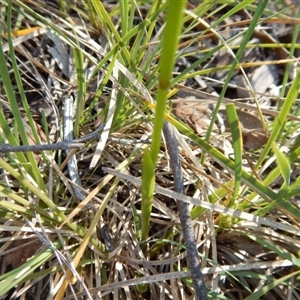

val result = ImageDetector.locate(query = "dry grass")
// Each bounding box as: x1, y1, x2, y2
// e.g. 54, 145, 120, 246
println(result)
0, 1, 300, 299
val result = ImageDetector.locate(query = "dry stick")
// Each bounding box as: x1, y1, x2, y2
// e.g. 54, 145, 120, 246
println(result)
64, 96, 86, 200
0, 124, 106, 153
163, 121, 207, 300
0, 127, 151, 153
0, 142, 84, 152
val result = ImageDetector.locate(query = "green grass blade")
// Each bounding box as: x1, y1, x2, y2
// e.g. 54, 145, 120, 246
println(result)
150, 1, 186, 163
226, 104, 243, 207
162, 109, 300, 222
131, 201, 142, 242
1, 1, 46, 189
203, 0, 269, 158
90, 1, 134, 69
272, 142, 291, 187
245, 269, 300, 300
257, 69, 300, 168
141, 97, 300, 222
73, 42, 86, 138
241, 141, 300, 215
247, 234, 300, 267
0, 157, 106, 252
277, 1, 300, 108
141, 0, 186, 239
0, 240, 62, 296
141, 148, 155, 241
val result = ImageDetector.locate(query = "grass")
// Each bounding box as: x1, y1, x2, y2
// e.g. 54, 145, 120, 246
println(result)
0, 0, 300, 299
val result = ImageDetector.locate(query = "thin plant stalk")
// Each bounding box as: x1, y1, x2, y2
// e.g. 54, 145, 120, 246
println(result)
141, 0, 186, 241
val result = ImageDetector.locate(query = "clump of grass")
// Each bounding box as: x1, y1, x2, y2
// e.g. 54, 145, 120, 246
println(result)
0, 0, 300, 299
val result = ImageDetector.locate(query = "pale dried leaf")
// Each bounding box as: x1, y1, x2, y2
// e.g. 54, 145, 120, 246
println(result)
47, 32, 70, 77
250, 62, 278, 95
89, 66, 119, 168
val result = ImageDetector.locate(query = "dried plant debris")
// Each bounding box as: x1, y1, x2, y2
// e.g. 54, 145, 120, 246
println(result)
172, 101, 219, 135
173, 101, 269, 149
0, 1, 299, 299
219, 108, 269, 149
1, 237, 42, 274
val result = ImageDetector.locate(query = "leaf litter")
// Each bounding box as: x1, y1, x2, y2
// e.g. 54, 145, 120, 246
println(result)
0, 1, 300, 299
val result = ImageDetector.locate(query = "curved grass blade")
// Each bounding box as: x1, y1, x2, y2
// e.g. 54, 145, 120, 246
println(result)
272, 142, 291, 188
55, 177, 121, 300
202, 0, 269, 162
142, 98, 300, 222
245, 269, 300, 300
256, 68, 300, 169
0, 239, 62, 296
1, 1, 46, 190
0, 157, 106, 252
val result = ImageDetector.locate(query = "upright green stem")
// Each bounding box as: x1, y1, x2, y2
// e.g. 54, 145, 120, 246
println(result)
141, 0, 186, 240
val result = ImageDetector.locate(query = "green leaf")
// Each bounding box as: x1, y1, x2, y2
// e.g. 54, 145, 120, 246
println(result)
245, 269, 300, 300
0, 240, 62, 296
272, 142, 291, 187
72, 25, 86, 138
141, 148, 155, 240
256, 68, 300, 169
141, 0, 186, 240
226, 104, 243, 207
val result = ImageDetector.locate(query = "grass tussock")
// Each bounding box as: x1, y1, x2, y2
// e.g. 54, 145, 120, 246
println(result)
0, 0, 300, 299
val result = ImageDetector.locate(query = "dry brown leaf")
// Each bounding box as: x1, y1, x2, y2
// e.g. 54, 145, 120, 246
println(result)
173, 102, 268, 149
172, 102, 219, 135
219, 109, 269, 149
1, 238, 42, 274
243, 130, 269, 149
